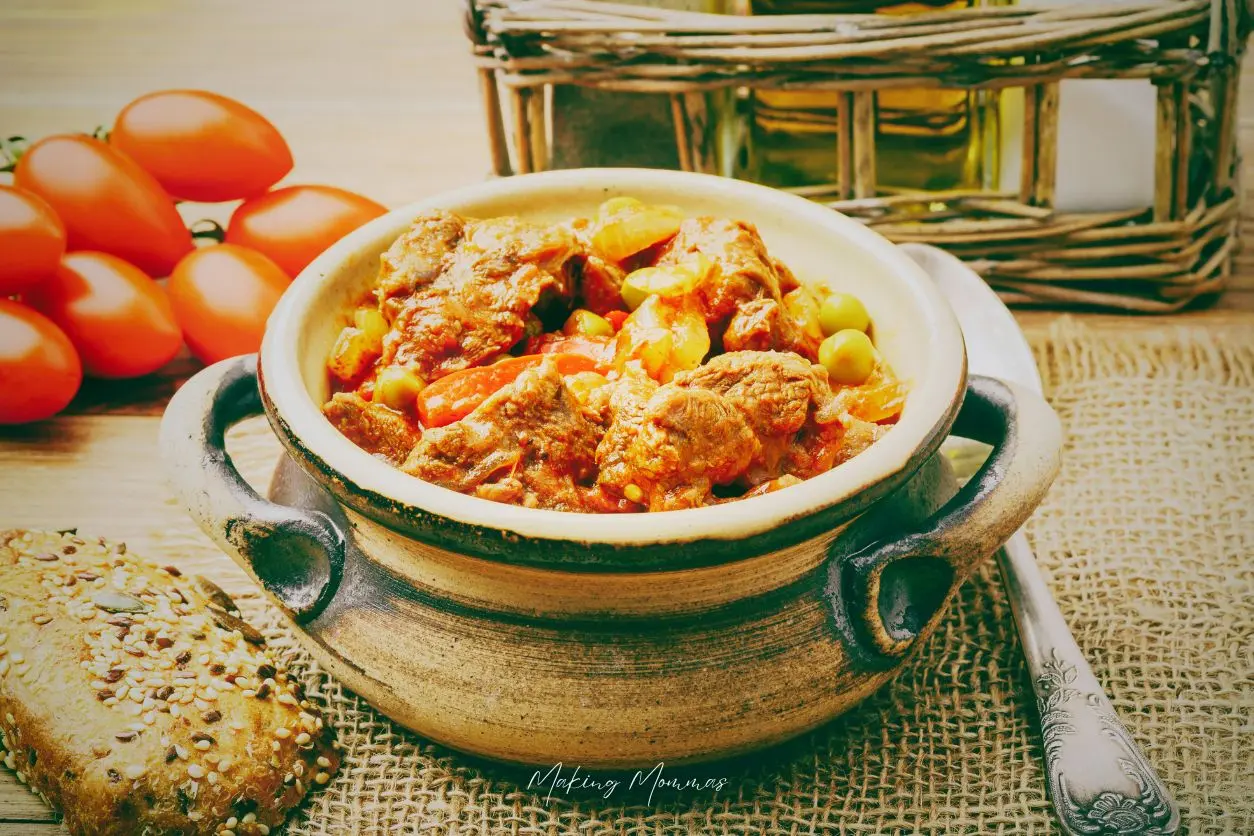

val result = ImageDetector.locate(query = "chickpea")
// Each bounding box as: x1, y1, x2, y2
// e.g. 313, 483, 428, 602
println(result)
819, 292, 870, 336
372, 366, 426, 411
819, 329, 875, 385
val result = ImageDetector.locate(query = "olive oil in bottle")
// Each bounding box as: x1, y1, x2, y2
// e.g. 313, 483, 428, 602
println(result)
738, 0, 1000, 193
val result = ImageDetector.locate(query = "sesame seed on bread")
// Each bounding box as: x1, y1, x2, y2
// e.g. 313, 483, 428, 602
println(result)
0, 529, 340, 836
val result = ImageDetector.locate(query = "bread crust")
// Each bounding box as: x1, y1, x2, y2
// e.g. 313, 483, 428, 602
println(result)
0, 530, 340, 836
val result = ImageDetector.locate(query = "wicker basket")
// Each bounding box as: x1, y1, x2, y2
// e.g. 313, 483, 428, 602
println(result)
465, 0, 1249, 312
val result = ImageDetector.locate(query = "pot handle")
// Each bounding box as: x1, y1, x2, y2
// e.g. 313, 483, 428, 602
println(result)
159, 355, 344, 622
827, 375, 1061, 660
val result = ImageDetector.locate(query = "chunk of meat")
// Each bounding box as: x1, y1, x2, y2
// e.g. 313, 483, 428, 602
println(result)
784, 416, 887, 480
721, 298, 819, 361
654, 218, 818, 359
577, 253, 627, 316
597, 384, 758, 511
678, 350, 833, 438
375, 211, 466, 303
378, 212, 579, 381
588, 368, 660, 489
655, 218, 784, 322
323, 392, 420, 466
401, 358, 601, 511
773, 257, 802, 295
678, 350, 835, 484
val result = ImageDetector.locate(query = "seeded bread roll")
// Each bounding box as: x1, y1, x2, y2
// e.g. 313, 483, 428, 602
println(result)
0, 530, 340, 836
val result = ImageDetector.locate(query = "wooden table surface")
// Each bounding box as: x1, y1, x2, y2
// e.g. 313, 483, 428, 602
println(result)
1, 2, 1251, 832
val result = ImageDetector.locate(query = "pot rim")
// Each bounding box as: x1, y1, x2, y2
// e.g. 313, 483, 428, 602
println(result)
258, 169, 967, 549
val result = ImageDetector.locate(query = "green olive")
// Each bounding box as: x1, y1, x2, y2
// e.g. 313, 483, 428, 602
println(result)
819, 329, 875, 385
563, 309, 614, 338
819, 292, 870, 336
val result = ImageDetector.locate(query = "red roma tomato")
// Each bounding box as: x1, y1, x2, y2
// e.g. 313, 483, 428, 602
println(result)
14, 135, 192, 277
0, 186, 67, 296
111, 90, 293, 202
168, 244, 289, 364
25, 252, 182, 379
0, 299, 82, 424
225, 185, 387, 278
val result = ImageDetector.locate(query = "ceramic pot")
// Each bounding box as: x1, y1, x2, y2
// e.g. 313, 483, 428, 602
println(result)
160, 169, 1061, 769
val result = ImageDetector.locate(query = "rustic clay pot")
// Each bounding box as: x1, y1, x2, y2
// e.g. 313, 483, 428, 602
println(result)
160, 169, 1061, 769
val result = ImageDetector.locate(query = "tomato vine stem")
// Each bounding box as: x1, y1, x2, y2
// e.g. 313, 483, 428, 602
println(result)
0, 136, 29, 173
189, 219, 227, 243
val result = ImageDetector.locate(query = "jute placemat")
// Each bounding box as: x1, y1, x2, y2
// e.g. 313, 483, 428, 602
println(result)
247, 318, 1253, 835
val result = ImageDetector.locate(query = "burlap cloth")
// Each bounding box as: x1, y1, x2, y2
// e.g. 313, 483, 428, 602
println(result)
245, 319, 1253, 835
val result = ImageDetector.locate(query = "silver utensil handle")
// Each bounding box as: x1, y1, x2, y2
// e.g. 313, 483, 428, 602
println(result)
999, 531, 1180, 835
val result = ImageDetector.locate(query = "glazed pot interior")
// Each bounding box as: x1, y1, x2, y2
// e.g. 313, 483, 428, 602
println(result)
260, 169, 966, 548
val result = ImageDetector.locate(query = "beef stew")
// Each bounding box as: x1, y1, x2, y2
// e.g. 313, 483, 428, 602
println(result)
322, 198, 906, 512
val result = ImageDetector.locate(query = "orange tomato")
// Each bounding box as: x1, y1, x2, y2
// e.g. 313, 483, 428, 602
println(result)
0, 186, 66, 296
25, 252, 182, 379
0, 299, 82, 424
111, 90, 293, 202
14, 135, 192, 277
168, 244, 289, 364
225, 185, 387, 278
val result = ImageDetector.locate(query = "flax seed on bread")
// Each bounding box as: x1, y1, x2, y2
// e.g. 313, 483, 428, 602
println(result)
0, 529, 340, 836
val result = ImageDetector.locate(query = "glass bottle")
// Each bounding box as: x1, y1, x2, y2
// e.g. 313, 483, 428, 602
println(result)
737, 0, 1003, 193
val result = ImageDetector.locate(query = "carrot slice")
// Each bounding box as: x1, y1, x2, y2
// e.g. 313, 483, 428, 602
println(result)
417, 353, 609, 428
603, 309, 629, 331
524, 333, 617, 366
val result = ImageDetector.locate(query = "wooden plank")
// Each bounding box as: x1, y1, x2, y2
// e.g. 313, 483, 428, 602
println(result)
0, 825, 65, 836
0, 774, 57, 824
60, 351, 200, 417
0, 414, 280, 597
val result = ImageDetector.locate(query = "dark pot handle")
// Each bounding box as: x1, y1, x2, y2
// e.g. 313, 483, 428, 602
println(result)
159, 355, 344, 622
827, 375, 1061, 660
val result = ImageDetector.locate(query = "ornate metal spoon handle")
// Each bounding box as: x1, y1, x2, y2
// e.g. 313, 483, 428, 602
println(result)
999, 531, 1180, 835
